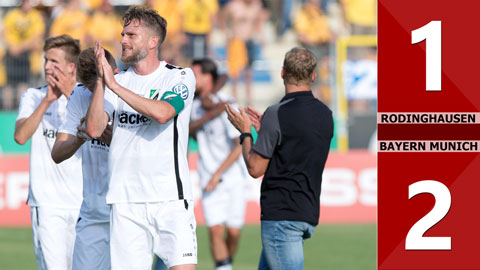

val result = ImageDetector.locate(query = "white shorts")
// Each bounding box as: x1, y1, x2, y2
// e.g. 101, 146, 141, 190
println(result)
73, 218, 110, 270
110, 200, 197, 270
31, 206, 79, 270
202, 181, 247, 228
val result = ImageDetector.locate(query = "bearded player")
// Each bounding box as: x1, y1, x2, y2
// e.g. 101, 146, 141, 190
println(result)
85, 6, 197, 270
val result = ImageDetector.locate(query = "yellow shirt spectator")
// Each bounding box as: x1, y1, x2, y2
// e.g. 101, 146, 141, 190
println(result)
86, 0, 102, 11
50, 9, 89, 46
4, 7, 45, 47
86, 11, 122, 57
152, 0, 182, 36
181, 0, 218, 34
295, 3, 330, 44
0, 44, 6, 87
341, 0, 376, 27
4, 6, 45, 75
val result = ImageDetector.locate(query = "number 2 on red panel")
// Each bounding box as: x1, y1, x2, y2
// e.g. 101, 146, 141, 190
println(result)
406, 180, 451, 250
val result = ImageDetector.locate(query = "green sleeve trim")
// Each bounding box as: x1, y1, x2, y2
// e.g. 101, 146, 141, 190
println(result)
160, 91, 185, 116
251, 125, 258, 144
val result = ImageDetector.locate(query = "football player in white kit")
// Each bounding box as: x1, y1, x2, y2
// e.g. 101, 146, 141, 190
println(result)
14, 35, 82, 270
85, 6, 197, 270
51, 47, 118, 270
190, 59, 250, 270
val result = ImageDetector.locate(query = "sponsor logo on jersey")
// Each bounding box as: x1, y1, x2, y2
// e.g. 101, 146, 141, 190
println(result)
182, 253, 193, 257
44, 111, 52, 116
172, 83, 188, 100
118, 111, 151, 129
91, 138, 109, 147
43, 128, 57, 139
89, 138, 110, 151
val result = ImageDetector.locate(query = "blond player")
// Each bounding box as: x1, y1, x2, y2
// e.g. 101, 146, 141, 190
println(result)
14, 35, 82, 270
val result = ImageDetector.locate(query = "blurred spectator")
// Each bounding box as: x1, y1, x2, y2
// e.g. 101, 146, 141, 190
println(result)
0, 43, 6, 91
85, 0, 121, 59
86, 0, 102, 11
340, 0, 376, 35
180, 0, 219, 64
294, 0, 333, 103
49, 0, 89, 47
218, 0, 230, 8
263, 0, 292, 39
280, 0, 293, 37
223, 0, 265, 106
147, 0, 185, 65
2, 0, 45, 110
0, 10, 6, 92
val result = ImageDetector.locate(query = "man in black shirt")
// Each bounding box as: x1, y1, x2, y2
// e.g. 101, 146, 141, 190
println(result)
226, 47, 333, 270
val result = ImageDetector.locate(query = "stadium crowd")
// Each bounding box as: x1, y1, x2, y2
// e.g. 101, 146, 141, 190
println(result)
0, 0, 376, 110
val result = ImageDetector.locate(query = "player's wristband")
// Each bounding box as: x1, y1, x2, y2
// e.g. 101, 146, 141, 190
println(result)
160, 91, 185, 116
240, 133, 253, 145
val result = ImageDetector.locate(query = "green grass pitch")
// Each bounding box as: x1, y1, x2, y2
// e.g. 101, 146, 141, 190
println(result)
0, 224, 376, 270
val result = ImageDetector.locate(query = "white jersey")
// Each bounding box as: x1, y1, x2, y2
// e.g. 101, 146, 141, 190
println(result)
191, 93, 250, 188
59, 85, 110, 221
104, 62, 195, 203
17, 86, 83, 209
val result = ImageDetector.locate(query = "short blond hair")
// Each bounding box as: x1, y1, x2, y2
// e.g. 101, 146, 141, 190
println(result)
43, 35, 81, 64
282, 47, 317, 86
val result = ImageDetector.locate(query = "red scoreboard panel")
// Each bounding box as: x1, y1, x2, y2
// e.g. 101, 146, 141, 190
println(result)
378, 0, 480, 269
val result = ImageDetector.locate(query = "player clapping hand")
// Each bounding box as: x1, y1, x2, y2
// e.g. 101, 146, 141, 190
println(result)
225, 104, 252, 133
245, 106, 262, 132
95, 40, 117, 90
46, 65, 76, 99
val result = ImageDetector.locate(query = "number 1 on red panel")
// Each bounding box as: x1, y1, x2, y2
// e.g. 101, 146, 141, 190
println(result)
411, 21, 442, 91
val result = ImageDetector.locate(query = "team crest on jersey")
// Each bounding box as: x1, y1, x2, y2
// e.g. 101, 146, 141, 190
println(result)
172, 83, 188, 100
149, 89, 156, 98
149, 89, 160, 100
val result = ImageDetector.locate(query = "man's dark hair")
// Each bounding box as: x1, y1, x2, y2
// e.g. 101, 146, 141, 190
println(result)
192, 58, 218, 82
43, 35, 81, 64
283, 47, 317, 86
122, 6, 167, 46
76, 47, 117, 91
